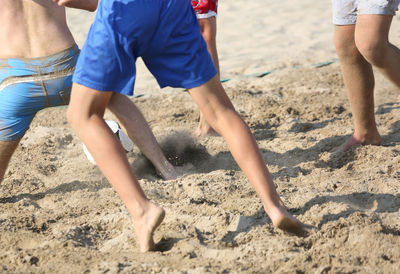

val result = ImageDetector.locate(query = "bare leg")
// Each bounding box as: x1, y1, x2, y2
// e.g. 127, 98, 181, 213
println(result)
335, 15, 400, 151
0, 139, 21, 182
193, 16, 220, 138
107, 93, 182, 180
189, 76, 308, 235
334, 25, 380, 150
356, 15, 400, 88
67, 84, 164, 252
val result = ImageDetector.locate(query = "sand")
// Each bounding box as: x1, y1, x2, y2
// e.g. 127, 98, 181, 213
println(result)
1, 0, 400, 273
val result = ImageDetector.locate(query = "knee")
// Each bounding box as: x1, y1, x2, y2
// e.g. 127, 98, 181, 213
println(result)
355, 36, 388, 66
201, 30, 216, 47
334, 32, 360, 60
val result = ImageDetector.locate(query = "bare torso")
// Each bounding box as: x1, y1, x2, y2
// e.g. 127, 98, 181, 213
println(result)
0, 0, 75, 58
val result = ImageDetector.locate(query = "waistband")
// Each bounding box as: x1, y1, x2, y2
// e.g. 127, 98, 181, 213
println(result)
0, 44, 80, 75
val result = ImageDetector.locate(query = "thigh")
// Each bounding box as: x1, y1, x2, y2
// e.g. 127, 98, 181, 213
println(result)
69, 83, 113, 120
355, 0, 399, 38
355, 14, 393, 43
334, 24, 356, 47
198, 16, 217, 39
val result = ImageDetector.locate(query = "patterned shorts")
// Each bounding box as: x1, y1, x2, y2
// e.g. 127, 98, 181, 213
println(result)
192, 0, 218, 19
0, 45, 79, 141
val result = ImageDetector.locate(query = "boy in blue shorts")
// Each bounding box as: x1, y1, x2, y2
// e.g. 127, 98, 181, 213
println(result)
0, 0, 180, 182
332, 0, 400, 150
63, 0, 308, 252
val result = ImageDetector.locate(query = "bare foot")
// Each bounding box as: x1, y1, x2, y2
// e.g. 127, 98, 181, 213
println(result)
192, 125, 219, 139
131, 202, 165, 252
269, 206, 312, 237
192, 112, 219, 139
336, 134, 381, 152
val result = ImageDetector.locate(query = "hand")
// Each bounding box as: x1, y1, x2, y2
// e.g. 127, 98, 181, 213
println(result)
52, 0, 98, 12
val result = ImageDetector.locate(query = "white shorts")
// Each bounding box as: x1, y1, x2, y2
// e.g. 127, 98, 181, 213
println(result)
332, 0, 400, 25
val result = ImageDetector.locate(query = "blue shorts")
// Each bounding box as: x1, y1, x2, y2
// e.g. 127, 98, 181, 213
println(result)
73, 0, 217, 95
0, 45, 79, 141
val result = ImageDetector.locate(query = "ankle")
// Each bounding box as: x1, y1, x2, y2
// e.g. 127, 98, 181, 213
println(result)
353, 131, 381, 145
265, 204, 289, 225
263, 200, 285, 218
128, 199, 152, 220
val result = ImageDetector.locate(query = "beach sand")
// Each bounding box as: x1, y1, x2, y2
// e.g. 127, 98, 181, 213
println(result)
1, 0, 400, 272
